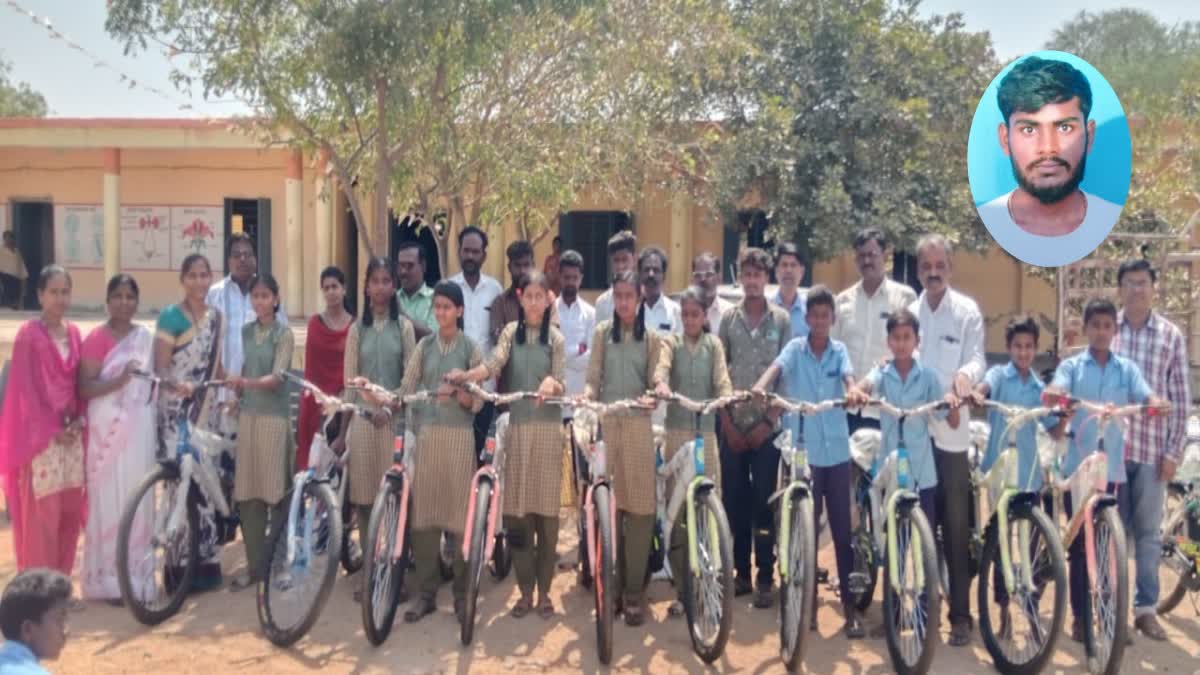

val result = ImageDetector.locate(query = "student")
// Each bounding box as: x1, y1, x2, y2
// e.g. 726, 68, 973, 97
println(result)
652, 286, 734, 618
391, 281, 484, 623
593, 230, 638, 324
585, 270, 664, 626
0, 568, 72, 675
1044, 298, 1165, 642
753, 285, 866, 637
448, 271, 566, 619
228, 274, 295, 591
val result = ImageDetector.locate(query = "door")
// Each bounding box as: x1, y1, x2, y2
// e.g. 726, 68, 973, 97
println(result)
224, 198, 273, 276
558, 211, 632, 291
12, 201, 52, 310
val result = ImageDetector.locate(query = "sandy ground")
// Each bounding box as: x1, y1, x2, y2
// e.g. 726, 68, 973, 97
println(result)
2, 510, 1197, 675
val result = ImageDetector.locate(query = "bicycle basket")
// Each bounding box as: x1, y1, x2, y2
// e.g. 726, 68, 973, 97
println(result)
850, 428, 881, 473
1178, 439, 1200, 485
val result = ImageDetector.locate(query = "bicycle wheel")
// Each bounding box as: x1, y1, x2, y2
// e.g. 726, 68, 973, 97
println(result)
257, 481, 342, 647
977, 505, 1066, 675
682, 486, 734, 664
116, 466, 199, 626
577, 501, 594, 589
340, 482, 363, 575
1157, 484, 1192, 615
592, 485, 615, 665
849, 482, 878, 612
461, 479, 491, 646
1084, 506, 1128, 675
883, 501, 940, 675
489, 532, 512, 581
361, 476, 407, 646
778, 492, 815, 673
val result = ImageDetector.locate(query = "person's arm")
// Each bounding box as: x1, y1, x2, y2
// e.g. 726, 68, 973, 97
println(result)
651, 333, 676, 396
395, 339, 425, 398
540, 328, 567, 397
755, 338, 794, 394
488, 295, 507, 348
79, 357, 136, 401
711, 338, 734, 398
584, 324, 607, 400
458, 322, 515, 384
456, 343, 486, 412
1163, 327, 1191, 467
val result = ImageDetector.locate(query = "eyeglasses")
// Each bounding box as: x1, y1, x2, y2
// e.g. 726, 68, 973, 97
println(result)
1121, 279, 1153, 290
230, 251, 256, 260
691, 271, 717, 281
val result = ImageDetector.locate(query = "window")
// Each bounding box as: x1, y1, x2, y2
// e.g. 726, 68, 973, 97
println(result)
558, 211, 633, 290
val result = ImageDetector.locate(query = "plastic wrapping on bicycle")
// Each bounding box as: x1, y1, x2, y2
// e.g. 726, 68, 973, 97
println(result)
458, 381, 567, 408
1043, 393, 1170, 420
760, 392, 849, 416
132, 368, 228, 403
649, 390, 752, 415
280, 371, 375, 419
978, 399, 1069, 441
869, 398, 950, 419
567, 397, 656, 416
343, 380, 432, 408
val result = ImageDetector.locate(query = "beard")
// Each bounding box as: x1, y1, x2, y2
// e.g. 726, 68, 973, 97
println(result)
561, 286, 578, 303
1011, 149, 1087, 206
461, 259, 480, 275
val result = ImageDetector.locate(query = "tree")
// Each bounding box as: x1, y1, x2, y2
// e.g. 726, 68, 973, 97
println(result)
0, 56, 48, 117
710, 0, 997, 261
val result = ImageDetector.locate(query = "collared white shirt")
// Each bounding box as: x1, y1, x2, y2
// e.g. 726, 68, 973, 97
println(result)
0, 247, 27, 280
643, 294, 682, 335
449, 271, 504, 392
556, 295, 597, 419
706, 296, 734, 334
909, 288, 986, 451
206, 276, 289, 377
833, 278, 916, 418
594, 288, 614, 324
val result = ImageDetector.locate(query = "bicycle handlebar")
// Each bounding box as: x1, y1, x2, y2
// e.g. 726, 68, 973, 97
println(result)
651, 390, 752, 415
761, 392, 850, 416
873, 398, 951, 419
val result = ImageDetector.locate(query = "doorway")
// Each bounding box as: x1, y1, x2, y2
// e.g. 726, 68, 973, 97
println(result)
223, 198, 272, 276
11, 201, 53, 310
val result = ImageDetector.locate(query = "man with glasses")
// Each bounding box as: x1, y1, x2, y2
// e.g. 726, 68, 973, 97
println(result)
692, 252, 732, 333
208, 233, 288, 383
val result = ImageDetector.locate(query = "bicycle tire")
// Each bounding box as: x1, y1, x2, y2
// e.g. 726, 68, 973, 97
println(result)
778, 492, 816, 673
461, 479, 492, 646
977, 504, 1066, 675
593, 485, 615, 665
361, 476, 406, 646
489, 532, 512, 581
1156, 484, 1191, 615
1085, 506, 1128, 675
883, 502, 940, 675
257, 481, 342, 648
849, 482, 878, 612
683, 486, 734, 664
340, 484, 363, 574
577, 501, 594, 589
117, 466, 199, 626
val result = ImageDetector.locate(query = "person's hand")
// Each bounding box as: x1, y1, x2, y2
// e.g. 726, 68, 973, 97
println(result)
370, 408, 391, 428
637, 395, 656, 409
455, 388, 475, 410
348, 376, 371, 389
654, 382, 673, 400
947, 404, 961, 430
750, 384, 768, 400
944, 391, 962, 410
845, 387, 869, 408
966, 390, 986, 407
952, 372, 973, 399
120, 360, 141, 384
227, 375, 246, 393
444, 369, 469, 385
1147, 396, 1170, 415
170, 379, 195, 398
1160, 458, 1178, 482
330, 438, 347, 457
536, 377, 559, 400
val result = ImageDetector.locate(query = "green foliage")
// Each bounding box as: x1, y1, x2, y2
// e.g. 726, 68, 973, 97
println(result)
0, 56, 48, 117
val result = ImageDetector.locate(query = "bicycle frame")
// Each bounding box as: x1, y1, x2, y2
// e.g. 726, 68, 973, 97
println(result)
460, 414, 509, 564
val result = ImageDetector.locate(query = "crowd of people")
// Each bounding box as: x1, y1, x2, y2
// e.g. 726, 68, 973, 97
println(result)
0, 222, 1191, 671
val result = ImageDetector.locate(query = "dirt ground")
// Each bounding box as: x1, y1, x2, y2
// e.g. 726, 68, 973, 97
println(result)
3, 510, 1198, 675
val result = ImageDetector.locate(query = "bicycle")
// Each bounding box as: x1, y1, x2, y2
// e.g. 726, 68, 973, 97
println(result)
1040, 395, 1164, 675
253, 372, 363, 647
116, 372, 233, 625
651, 391, 747, 664
845, 398, 948, 675
567, 396, 656, 666
970, 400, 1070, 675
1157, 416, 1200, 616
760, 393, 850, 673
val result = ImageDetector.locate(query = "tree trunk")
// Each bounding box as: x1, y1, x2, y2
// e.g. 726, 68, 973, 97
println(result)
371, 76, 391, 259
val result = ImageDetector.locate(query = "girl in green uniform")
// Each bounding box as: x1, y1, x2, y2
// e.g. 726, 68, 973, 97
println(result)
228, 274, 295, 591
447, 271, 565, 619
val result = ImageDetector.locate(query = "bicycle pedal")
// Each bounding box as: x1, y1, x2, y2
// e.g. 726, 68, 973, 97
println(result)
847, 572, 869, 595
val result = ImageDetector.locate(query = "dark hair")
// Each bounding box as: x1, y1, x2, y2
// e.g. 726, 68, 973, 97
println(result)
249, 273, 282, 314
886, 308, 920, 337
2, 231, 13, 241
515, 271, 552, 346
607, 230, 637, 258
1083, 298, 1118, 326
433, 280, 466, 330
226, 232, 255, 258
638, 246, 668, 274
37, 264, 71, 292
805, 284, 835, 313
106, 273, 139, 300
678, 286, 710, 334
559, 249, 584, 272
506, 240, 534, 262
1117, 258, 1157, 287
738, 247, 771, 274
1005, 314, 1040, 347
396, 240, 426, 265
458, 225, 489, 251
775, 242, 805, 268
853, 227, 887, 251
0, 568, 72, 641
553, 236, 562, 246
609, 269, 645, 343
362, 257, 400, 327
997, 55, 1093, 125
692, 251, 719, 272
319, 265, 346, 287
179, 254, 211, 279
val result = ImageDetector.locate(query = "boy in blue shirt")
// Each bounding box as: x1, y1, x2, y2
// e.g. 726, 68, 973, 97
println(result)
753, 285, 864, 638
1044, 298, 1164, 642
0, 569, 71, 675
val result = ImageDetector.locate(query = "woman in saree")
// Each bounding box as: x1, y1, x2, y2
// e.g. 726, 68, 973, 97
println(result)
154, 254, 228, 592
295, 266, 353, 470
79, 274, 156, 604
0, 265, 85, 579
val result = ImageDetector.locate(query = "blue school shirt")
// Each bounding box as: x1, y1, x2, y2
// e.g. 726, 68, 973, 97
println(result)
774, 336, 854, 467
772, 290, 809, 339
1050, 350, 1152, 484
981, 363, 1059, 492
866, 361, 948, 491
0, 641, 48, 675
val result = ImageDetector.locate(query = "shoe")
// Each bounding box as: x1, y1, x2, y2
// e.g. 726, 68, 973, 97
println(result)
510, 595, 533, 619
667, 600, 685, 618
403, 595, 436, 623
1134, 614, 1167, 641
753, 582, 775, 609
949, 621, 972, 646
229, 574, 257, 593
623, 600, 646, 627
816, 566, 829, 584
735, 576, 754, 597
844, 609, 865, 640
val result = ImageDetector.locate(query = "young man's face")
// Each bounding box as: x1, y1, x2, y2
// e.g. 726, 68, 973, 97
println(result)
609, 249, 635, 278
1085, 312, 1117, 352
507, 255, 534, 289
739, 265, 767, 301
24, 601, 68, 660
1118, 269, 1154, 316
887, 324, 919, 361
806, 302, 834, 340
559, 265, 581, 302
999, 97, 1095, 205
1008, 331, 1037, 373
775, 254, 805, 289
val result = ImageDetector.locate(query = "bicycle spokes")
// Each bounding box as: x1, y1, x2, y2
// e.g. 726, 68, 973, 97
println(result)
893, 518, 929, 665
1091, 518, 1118, 668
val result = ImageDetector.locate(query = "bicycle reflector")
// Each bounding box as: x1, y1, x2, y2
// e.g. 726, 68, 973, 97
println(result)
393, 434, 405, 463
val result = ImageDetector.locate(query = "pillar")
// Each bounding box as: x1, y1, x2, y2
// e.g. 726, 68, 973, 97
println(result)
314, 150, 332, 307
102, 148, 120, 281
669, 190, 691, 293
285, 149, 304, 317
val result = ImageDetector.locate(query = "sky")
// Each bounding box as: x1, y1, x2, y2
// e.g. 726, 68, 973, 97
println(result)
1, 0, 1198, 119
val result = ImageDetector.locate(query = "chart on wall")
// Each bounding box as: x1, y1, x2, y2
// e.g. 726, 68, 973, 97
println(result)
54, 204, 105, 269
170, 206, 225, 273
120, 206, 172, 270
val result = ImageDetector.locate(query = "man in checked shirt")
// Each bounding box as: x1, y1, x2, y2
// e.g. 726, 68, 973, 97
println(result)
1111, 258, 1191, 641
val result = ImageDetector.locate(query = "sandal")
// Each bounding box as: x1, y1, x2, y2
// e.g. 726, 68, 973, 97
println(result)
404, 595, 436, 623
511, 596, 533, 619
667, 600, 685, 618
229, 575, 257, 593
538, 597, 555, 620
623, 601, 645, 627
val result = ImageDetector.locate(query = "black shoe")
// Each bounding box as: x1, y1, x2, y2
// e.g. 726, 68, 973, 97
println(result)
734, 577, 754, 597
949, 621, 972, 646
816, 566, 829, 584
753, 582, 775, 609
844, 609, 865, 640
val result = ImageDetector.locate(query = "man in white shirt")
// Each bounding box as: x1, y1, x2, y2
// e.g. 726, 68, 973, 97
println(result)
638, 246, 681, 335
691, 252, 732, 333
447, 226, 504, 451
907, 233, 985, 647
593, 230, 637, 323
832, 228, 917, 432
555, 250, 596, 407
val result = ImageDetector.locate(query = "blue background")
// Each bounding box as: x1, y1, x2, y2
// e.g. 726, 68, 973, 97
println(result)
967, 50, 1131, 207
